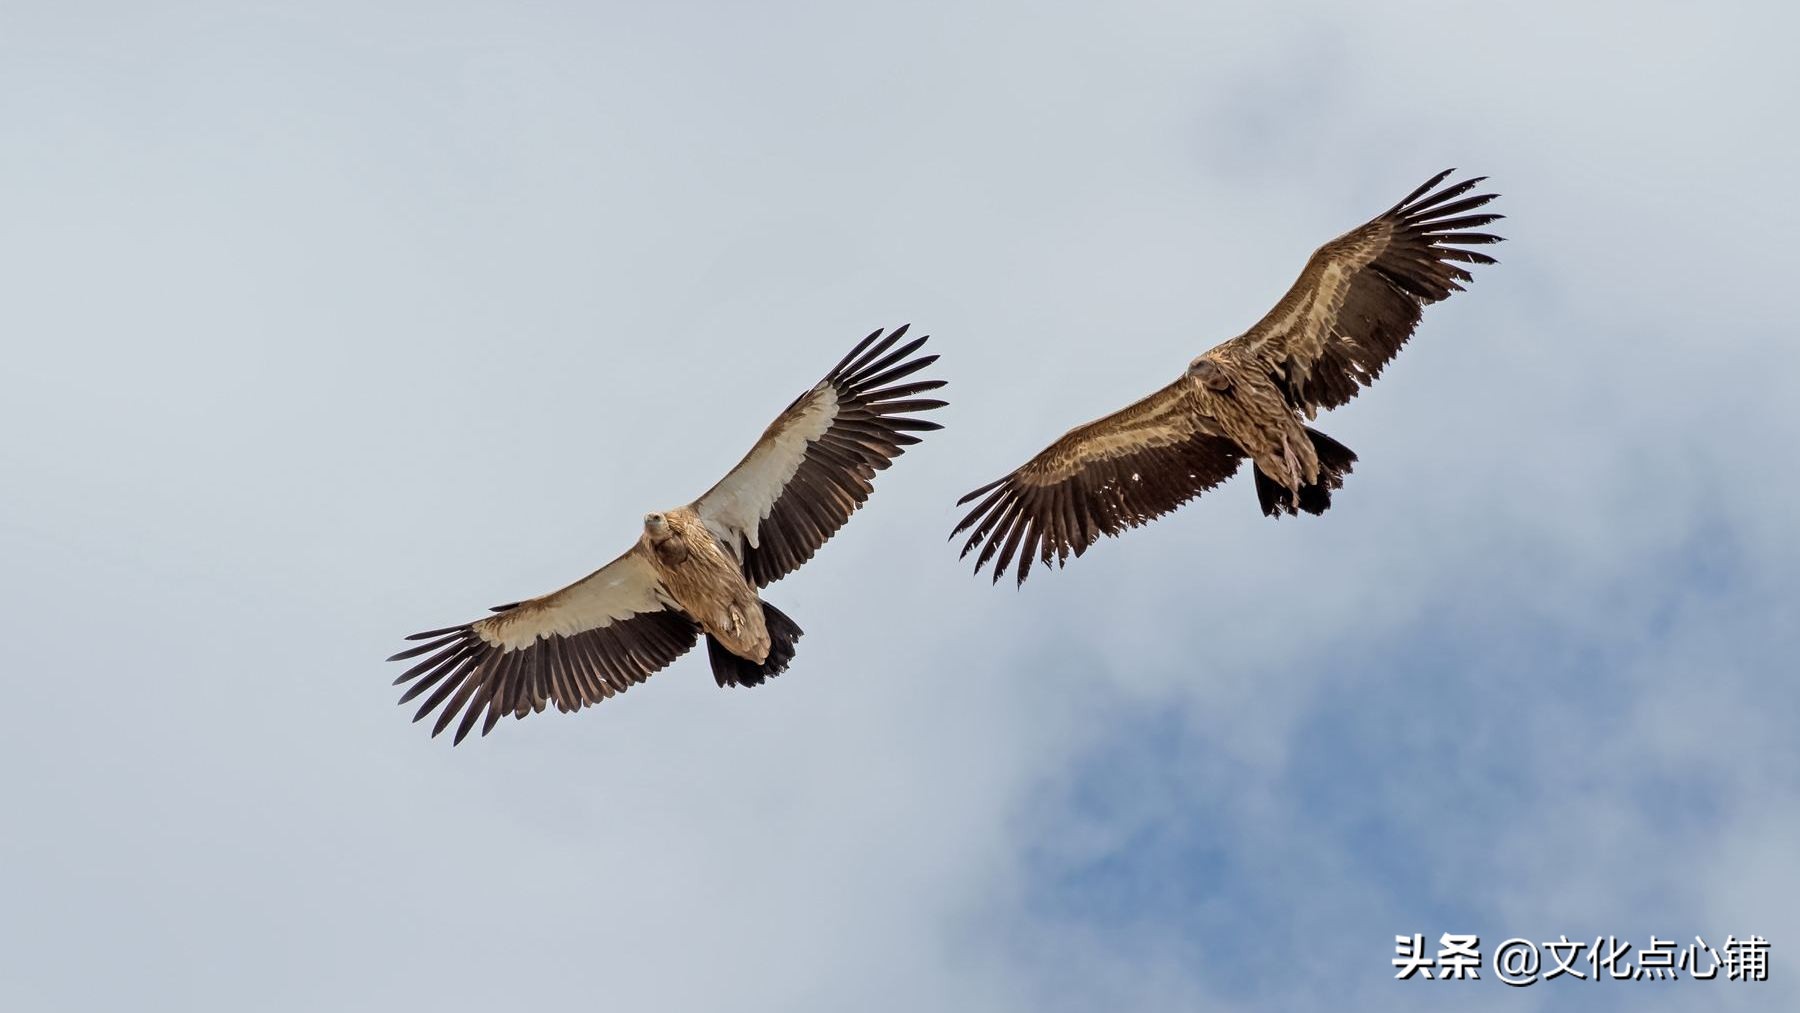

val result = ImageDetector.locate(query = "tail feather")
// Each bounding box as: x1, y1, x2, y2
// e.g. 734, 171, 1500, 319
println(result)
707, 601, 803, 688
1256, 427, 1358, 518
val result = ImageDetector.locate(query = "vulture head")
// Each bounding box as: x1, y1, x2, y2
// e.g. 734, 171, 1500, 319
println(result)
1186, 356, 1232, 391
643, 512, 671, 539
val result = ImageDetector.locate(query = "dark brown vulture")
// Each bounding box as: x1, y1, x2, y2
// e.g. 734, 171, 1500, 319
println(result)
389, 326, 945, 742
953, 169, 1502, 585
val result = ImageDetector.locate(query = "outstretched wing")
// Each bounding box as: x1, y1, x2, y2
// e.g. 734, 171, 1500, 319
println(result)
693, 325, 947, 587
1223, 169, 1504, 415
952, 379, 1244, 586
386, 547, 700, 744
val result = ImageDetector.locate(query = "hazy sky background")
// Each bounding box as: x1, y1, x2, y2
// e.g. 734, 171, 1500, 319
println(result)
4, 2, 1797, 1010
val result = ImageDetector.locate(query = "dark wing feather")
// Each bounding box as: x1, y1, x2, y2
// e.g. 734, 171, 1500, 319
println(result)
952, 379, 1243, 586
1224, 169, 1504, 415
387, 547, 699, 744
694, 325, 947, 587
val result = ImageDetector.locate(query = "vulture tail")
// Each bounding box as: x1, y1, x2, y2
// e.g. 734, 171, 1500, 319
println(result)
707, 601, 804, 688
1255, 427, 1358, 518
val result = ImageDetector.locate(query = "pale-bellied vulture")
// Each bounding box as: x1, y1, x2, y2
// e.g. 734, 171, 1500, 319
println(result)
390, 326, 945, 742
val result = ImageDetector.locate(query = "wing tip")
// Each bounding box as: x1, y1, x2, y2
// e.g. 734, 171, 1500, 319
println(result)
402, 623, 470, 641
955, 476, 1008, 506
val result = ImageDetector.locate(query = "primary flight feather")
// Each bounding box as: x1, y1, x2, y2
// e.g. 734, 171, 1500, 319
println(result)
953, 170, 1503, 586
389, 326, 945, 743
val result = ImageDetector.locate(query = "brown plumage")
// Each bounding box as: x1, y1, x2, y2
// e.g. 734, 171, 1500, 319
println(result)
389, 326, 945, 743
953, 169, 1503, 585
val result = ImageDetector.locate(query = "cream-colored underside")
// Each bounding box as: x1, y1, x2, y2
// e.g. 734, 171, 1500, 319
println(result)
694, 384, 839, 556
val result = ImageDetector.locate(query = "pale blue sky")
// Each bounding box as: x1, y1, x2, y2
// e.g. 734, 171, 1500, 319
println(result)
3, 3, 1796, 1010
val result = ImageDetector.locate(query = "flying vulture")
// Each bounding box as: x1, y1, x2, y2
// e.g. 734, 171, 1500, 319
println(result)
953, 169, 1503, 585
389, 326, 945, 742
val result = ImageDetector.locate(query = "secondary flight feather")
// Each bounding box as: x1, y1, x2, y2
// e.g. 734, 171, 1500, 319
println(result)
389, 326, 946, 743
953, 169, 1503, 585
